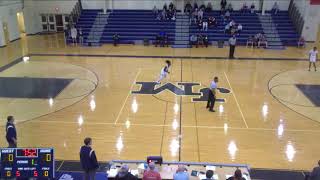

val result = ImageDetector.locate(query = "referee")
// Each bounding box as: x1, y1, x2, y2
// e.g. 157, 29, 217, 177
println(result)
229, 35, 237, 59
206, 77, 219, 112
6, 116, 17, 148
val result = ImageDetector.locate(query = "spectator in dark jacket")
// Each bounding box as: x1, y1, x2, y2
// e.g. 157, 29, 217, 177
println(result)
227, 169, 246, 180
80, 137, 99, 180
115, 164, 138, 180
6, 116, 17, 148
310, 160, 320, 180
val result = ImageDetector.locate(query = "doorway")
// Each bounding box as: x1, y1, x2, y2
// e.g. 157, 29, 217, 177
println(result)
17, 12, 26, 36
3, 22, 10, 44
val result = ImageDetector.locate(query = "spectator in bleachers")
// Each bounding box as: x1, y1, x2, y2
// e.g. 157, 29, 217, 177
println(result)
250, 3, 255, 14
198, 8, 204, 20
184, 1, 192, 14
225, 24, 231, 34
202, 18, 208, 31
241, 3, 248, 14
246, 35, 254, 48
6, 116, 17, 148
272, 2, 279, 15
224, 10, 231, 21
115, 164, 138, 180
164, 34, 169, 47
193, 9, 198, 24
310, 160, 320, 180
80, 137, 99, 180
203, 35, 209, 47
71, 26, 78, 45
227, 169, 246, 180
161, 9, 167, 20
298, 36, 306, 48
237, 24, 242, 34
208, 17, 217, 27
173, 165, 189, 180
193, 2, 198, 10
163, 3, 167, 11
143, 162, 161, 180
190, 34, 198, 48
197, 34, 204, 47
169, 2, 174, 11
229, 20, 235, 28
220, 0, 227, 10
113, 33, 120, 46
198, 19, 203, 31
227, 3, 233, 12
155, 34, 161, 47
258, 33, 268, 48
200, 4, 206, 10
206, 3, 213, 12
202, 170, 214, 180
153, 6, 158, 17
220, 7, 226, 16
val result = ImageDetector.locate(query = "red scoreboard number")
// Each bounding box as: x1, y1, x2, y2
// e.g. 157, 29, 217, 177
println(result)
16, 148, 38, 157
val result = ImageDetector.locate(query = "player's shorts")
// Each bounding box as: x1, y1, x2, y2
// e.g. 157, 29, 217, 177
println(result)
310, 58, 316, 63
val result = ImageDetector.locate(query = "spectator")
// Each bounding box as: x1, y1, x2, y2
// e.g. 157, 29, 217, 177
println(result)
272, 2, 279, 14
164, 34, 169, 47
115, 165, 138, 180
220, 7, 226, 16
113, 33, 120, 46
226, 169, 246, 180
310, 160, 320, 180
193, 2, 198, 10
246, 35, 254, 48
241, 3, 248, 14
202, 18, 208, 31
184, 1, 192, 13
198, 8, 204, 20
203, 35, 209, 47
71, 26, 77, 45
153, 6, 158, 18
227, 3, 233, 12
225, 24, 231, 34
220, 0, 227, 10
224, 11, 231, 21
78, 28, 83, 45
80, 137, 99, 180
190, 34, 198, 48
229, 20, 235, 28
298, 36, 306, 48
169, 2, 174, 10
173, 165, 189, 180
206, 3, 212, 12
161, 9, 167, 20
6, 116, 17, 148
203, 170, 214, 180
155, 34, 161, 47
197, 34, 204, 47
200, 4, 206, 10
258, 33, 268, 48
208, 17, 217, 27
198, 19, 203, 31
250, 3, 255, 13
163, 3, 167, 11
237, 24, 242, 34
143, 162, 161, 180
193, 9, 198, 24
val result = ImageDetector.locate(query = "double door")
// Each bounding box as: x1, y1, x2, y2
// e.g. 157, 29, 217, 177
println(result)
41, 14, 69, 32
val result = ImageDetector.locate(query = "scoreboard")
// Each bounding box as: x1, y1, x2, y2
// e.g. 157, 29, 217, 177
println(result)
0, 148, 54, 178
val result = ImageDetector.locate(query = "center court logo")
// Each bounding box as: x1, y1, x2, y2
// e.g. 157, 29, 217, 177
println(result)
132, 82, 230, 102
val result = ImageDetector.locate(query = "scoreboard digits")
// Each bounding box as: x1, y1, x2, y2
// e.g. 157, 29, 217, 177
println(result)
0, 148, 54, 178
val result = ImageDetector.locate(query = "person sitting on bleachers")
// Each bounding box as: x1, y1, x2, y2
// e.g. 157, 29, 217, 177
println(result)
197, 34, 204, 47
193, 2, 198, 10
113, 33, 120, 46
229, 20, 235, 28
237, 24, 242, 34
173, 165, 189, 180
208, 17, 217, 27
298, 36, 306, 48
143, 162, 161, 180
159, 31, 166, 47
169, 2, 174, 11
246, 35, 254, 48
198, 8, 204, 20
241, 3, 248, 14
220, 7, 226, 16
202, 170, 214, 180
153, 6, 158, 18
272, 2, 279, 15
190, 34, 198, 48
163, 3, 168, 11
203, 35, 209, 47
225, 24, 231, 34
184, 1, 192, 14
226, 169, 246, 180
193, 8, 198, 24
202, 18, 208, 31
250, 3, 255, 14
200, 4, 206, 10
224, 10, 231, 21
115, 164, 138, 180
197, 19, 203, 31
206, 3, 213, 12
258, 33, 268, 48
227, 3, 233, 12
220, 0, 227, 10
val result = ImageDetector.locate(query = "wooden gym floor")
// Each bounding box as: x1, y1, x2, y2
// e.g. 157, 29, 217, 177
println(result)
0, 34, 319, 171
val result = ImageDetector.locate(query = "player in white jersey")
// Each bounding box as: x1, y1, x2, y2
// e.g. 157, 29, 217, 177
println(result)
309, 47, 318, 71
157, 60, 171, 83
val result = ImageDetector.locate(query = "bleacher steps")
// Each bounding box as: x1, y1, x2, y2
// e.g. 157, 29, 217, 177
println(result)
173, 13, 190, 48
86, 13, 109, 46
258, 14, 284, 49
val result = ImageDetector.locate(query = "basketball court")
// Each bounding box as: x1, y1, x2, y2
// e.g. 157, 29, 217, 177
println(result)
0, 34, 320, 173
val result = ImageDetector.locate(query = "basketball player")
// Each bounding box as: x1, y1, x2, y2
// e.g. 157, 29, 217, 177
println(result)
309, 47, 318, 71
206, 76, 218, 112
156, 60, 171, 83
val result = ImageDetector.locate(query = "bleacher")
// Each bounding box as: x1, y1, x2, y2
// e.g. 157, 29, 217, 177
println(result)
69, 9, 300, 48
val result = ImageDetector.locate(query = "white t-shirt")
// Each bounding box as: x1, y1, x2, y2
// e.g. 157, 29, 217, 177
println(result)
161, 65, 169, 75
210, 81, 217, 90
309, 50, 318, 62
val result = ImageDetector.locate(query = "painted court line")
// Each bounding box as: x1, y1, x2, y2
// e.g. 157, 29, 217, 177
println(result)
114, 69, 141, 125
224, 71, 249, 128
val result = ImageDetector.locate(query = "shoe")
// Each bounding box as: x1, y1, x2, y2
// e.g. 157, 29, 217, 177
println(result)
209, 109, 215, 112
206, 106, 209, 109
